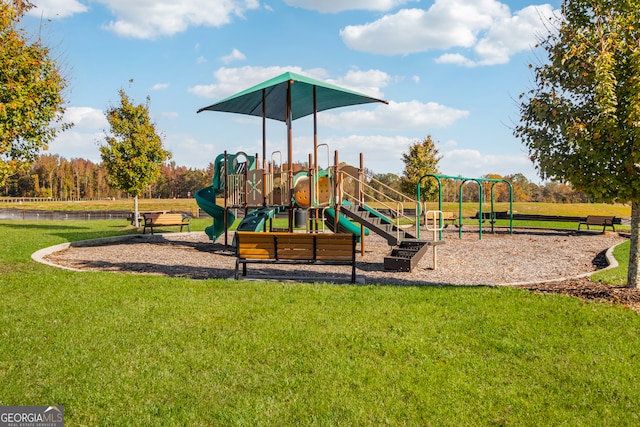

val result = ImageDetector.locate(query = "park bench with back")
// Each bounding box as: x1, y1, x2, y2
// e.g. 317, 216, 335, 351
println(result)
578, 215, 616, 232
142, 212, 191, 234
234, 231, 357, 283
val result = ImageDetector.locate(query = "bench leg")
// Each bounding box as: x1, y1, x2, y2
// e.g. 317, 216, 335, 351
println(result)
351, 262, 356, 284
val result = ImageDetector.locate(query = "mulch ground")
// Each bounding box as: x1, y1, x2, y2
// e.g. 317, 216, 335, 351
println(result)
39, 229, 640, 313
517, 278, 640, 313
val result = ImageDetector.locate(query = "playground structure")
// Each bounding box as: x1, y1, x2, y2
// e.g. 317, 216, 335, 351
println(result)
195, 71, 447, 272
194, 148, 444, 272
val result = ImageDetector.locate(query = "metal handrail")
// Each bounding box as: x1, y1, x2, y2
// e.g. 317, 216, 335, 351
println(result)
424, 210, 445, 241
360, 171, 416, 204
349, 171, 419, 222
343, 188, 408, 243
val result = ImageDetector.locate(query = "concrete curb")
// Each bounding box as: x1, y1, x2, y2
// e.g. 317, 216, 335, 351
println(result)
30, 232, 205, 272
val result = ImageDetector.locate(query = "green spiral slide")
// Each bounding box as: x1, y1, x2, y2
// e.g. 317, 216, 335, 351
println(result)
194, 186, 235, 241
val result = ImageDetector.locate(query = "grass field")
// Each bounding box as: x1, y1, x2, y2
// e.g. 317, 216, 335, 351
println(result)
1, 219, 639, 425
425, 201, 631, 219
0, 198, 200, 213
0, 198, 632, 218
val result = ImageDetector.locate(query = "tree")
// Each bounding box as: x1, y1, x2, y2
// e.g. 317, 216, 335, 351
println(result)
504, 173, 536, 202
400, 135, 442, 201
0, 0, 71, 186
369, 172, 402, 199
100, 89, 171, 226
32, 153, 59, 197
482, 173, 507, 202
514, 0, 640, 287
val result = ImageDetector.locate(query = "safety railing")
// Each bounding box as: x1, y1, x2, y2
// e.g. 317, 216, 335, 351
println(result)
227, 174, 245, 206
341, 171, 421, 244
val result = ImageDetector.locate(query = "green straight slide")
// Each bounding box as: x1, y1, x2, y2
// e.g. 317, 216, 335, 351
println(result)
324, 202, 370, 242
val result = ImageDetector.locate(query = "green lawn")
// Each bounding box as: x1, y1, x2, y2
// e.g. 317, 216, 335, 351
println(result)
1, 220, 639, 426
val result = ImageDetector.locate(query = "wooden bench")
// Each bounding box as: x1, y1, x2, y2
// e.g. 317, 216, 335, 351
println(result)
142, 213, 190, 234
424, 211, 457, 228
578, 215, 616, 232
234, 232, 357, 283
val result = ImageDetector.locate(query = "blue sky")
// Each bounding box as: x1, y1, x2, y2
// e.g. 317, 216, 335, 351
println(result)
24, 0, 561, 182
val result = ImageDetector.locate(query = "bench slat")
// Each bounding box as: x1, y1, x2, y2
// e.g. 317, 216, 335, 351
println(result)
277, 252, 316, 260
316, 254, 353, 261
239, 248, 276, 258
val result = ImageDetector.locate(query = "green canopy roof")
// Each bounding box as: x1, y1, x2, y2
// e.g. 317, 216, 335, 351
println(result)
197, 71, 388, 121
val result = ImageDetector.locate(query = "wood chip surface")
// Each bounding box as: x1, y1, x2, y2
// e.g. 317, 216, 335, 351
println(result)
41, 227, 640, 311
43, 227, 625, 286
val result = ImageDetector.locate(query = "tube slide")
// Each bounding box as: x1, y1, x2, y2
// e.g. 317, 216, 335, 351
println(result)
195, 186, 235, 241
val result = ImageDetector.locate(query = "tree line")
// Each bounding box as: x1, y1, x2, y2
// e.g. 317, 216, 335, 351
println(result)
366, 170, 590, 204
1, 152, 591, 204
0, 154, 214, 200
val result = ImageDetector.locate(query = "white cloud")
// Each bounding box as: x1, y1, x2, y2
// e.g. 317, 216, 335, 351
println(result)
439, 148, 536, 179
28, 0, 88, 19
221, 49, 247, 64
189, 66, 390, 101
287, 135, 537, 180
151, 83, 170, 90
161, 112, 179, 120
288, 134, 415, 174
321, 101, 469, 131
438, 4, 557, 66
284, 0, 415, 13
163, 133, 217, 168
45, 107, 107, 161
328, 69, 390, 100
435, 53, 476, 67
96, 0, 260, 39
64, 107, 108, 130
189, 66, 330, 99
441, 139, 458, 149
46, 130, 103, 162
340, 0, 558, 66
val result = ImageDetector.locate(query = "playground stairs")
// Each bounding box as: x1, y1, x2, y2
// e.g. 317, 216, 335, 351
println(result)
339, 204, 433, 272
339, 204, 416, 246
383, 240, 436, 272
